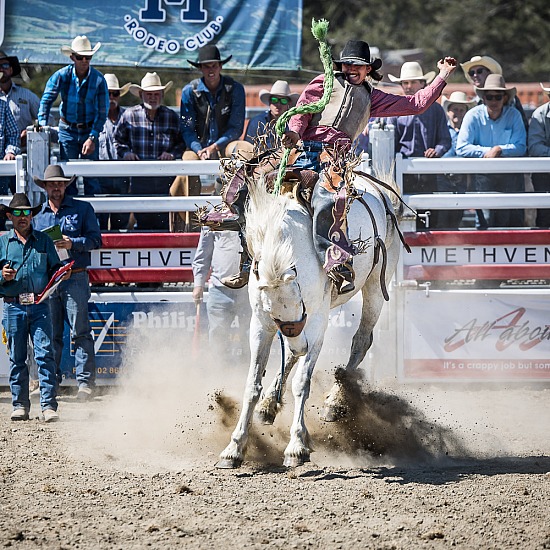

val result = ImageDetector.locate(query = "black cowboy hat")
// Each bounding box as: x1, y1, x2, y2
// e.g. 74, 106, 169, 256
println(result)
187, 44, 232, 67
0, 50, 21, 78
0, 193, 42, 217
333, 40, 382, 71
33, 164, 76, 190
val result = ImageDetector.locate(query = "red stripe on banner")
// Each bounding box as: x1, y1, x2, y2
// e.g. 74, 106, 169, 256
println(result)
100, 233, 200, 249
405, 230, 550, 247
404, 264, 550, 280
88, 268, 194, 283
404, 359, 550, 379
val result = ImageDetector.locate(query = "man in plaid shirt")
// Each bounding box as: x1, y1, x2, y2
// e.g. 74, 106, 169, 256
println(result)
114, 73, 184, 230
38, 36, 108, 196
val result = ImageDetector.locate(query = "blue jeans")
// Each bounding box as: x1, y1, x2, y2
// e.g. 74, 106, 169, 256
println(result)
49, 271, 96, 387
58, 120, 100, 196
292, 141, 323, 171
207, 285, 251, 365
2, 302, 58, 412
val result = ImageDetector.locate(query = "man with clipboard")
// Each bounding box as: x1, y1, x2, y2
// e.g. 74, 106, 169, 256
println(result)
33, 165, 102, 401
0, 193, 69, 422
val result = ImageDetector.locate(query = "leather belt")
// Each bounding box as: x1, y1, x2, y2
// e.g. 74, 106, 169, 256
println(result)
71, 267, 88, 274
60, 117, 94, 130
3, 296, 34, 304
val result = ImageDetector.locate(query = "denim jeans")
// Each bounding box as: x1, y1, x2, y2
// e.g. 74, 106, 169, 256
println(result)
2, 302, 58, 412
292, 141, 323, 171
58, 121, 100, 196
49, 271, 96, 387
207, 285, 251, 365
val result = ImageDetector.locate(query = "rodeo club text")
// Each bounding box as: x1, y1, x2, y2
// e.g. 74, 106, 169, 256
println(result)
91, 248, 195, 268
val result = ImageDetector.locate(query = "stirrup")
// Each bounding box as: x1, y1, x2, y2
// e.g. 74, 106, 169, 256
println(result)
221, 270, 250, 289
328, 265, 355, 295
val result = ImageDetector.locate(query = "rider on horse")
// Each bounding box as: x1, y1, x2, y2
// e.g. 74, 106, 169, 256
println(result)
203, 39, 457, 294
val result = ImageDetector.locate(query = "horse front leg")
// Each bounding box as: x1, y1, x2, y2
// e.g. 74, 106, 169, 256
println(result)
283, 333, 324, 467
217, 317, 275, 469
257, 348, 299, 425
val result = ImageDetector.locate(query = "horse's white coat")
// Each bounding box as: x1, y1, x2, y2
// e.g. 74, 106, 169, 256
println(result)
218, 175, 401, 467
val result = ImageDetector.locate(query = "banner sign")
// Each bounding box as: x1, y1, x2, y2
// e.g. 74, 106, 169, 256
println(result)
402, 289, 550, 381
2, 0, 302, 70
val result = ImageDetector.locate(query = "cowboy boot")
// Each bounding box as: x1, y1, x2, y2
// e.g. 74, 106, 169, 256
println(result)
327, 263, 355, 295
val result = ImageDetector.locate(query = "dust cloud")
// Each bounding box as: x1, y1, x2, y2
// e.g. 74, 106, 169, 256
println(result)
64, 307, 550, 473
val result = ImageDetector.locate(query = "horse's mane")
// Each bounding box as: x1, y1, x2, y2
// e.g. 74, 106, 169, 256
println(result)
245, 178, 295, 286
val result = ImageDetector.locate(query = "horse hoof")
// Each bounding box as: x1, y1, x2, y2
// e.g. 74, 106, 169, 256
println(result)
321, 405, 347, 422
283, 455, 309, 468
215, 457, 242, 469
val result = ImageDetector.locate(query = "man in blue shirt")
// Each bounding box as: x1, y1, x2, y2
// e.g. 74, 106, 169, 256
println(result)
457, 74, 527, 228
0, 193, 64, 422
33, 165, 102, 400
170, 44, 246, 231
38, 36, 109, 196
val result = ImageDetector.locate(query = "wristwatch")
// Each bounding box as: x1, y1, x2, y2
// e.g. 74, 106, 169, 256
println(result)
88, 134, 96, 142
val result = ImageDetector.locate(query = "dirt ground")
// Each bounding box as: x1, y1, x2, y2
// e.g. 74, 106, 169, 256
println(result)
1, 333, 550, 549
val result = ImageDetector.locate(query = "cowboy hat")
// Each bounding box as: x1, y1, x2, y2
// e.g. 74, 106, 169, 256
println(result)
187, 44, 232, 67
540, 83, 550, 94
460, 55, 502, 84
333, 40, 382, 71
388, 62, 435, 84
32, 164, 76, 189
104, 73, 131, 96
129, 72, 173, 97
0, 50, 21, 77
61, 35, 101, 57
441, 91, 477, 111
474, 74, 516, 102
259, 80, 299, 106
0, 193, 42, 217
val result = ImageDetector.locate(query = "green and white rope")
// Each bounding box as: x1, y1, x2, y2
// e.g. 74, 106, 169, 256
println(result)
273, 18, 334, 194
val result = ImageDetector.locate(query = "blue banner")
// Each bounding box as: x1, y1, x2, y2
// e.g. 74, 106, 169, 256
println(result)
1, 0, 302, 70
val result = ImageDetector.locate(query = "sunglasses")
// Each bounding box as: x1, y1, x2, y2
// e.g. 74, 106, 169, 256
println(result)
468, 68, 488, 77
11, 209, 32, 217
74, 54, 92, 61
0, 62, 11, 70
109, 91, 120, 97
485, 93, 504, 101
270, 97, 290, 105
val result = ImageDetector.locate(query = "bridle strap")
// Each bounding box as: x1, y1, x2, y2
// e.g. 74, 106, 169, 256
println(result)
273, 302, 308, 338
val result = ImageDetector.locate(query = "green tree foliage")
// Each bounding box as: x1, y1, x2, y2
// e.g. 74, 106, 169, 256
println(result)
303, 0, 550, 82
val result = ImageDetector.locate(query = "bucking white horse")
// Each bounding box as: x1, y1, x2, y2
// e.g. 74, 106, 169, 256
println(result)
216, 171, 405, 468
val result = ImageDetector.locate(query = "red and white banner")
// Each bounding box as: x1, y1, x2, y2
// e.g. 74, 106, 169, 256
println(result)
401, 290, 550, 381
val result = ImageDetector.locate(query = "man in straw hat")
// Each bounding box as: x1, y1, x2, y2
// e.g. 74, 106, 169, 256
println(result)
277, 39, 457, 293
0, 193, 66, 422
171, 44, 246, 231
114, 72, 184, 230
387, 61, 451, 228
245, 80, 299, 149
38, 35, 108, 196
460, 55, 528, 130
98, 74, 132, 230
527, 82, 550, 227
456, 74, 527, 228
32, 164, 102, 401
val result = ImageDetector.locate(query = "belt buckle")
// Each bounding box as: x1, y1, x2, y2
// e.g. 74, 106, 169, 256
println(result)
76, 122, 86, 129
18, 292, 35, 305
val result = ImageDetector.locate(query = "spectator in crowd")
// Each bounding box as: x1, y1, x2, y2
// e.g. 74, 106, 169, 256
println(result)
460, 55, 528, 130
0, 193, 64, 422
245, 80, 298, 148
528, 82, 550, 228
192, 227, 251, 366
33, 165, 102, 401
456, 74, 527, 228
386, 61, 451, 229
171, 44, 246, 230
38, 35, 108, 196
98, 73, 131, 230
0, 50, 54, 197
114, 72, 184, 230
437, 91, 477, 228
0, 91, 20, 202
